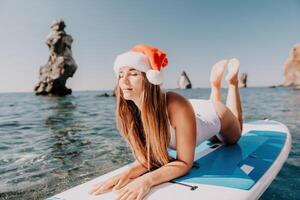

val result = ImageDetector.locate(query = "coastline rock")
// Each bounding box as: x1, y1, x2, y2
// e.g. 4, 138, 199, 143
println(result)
34, 19, 78, 96
178, 71, 192, 89
96, 90, 117, 97
282, 43, 300, 89
239, 73, 248, 88
97, 92, 110, 97
294, 85, 300, 90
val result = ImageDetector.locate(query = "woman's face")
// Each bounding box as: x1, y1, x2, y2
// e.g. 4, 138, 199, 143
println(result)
118, 66, 144, 101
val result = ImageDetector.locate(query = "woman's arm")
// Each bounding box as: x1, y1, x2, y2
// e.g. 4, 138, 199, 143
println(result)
145, 92, 197, 187
114, 93, 196, 199
143, 159, 192, 187
126, 160, 149, 179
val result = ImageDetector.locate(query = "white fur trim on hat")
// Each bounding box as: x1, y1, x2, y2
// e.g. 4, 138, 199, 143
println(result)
114, 51, 151, 74
146, 69, 164, 85
114, 51, 164, 85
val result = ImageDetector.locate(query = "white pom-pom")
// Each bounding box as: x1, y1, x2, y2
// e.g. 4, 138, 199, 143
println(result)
146, 69, 164, 85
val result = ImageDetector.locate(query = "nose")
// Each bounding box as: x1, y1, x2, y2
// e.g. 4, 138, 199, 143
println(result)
123, 74, 130, 83
120, 73, 130, 85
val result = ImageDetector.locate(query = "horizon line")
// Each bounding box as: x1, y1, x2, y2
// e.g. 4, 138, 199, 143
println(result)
0, 85, 286, 94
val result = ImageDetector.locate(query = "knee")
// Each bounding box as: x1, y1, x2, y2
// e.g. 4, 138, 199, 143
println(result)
224, 130, 241, 145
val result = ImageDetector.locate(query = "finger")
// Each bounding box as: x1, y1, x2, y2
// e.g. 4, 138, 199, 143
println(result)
113, 179, 124, 190
119, 191, 133, 200
116, 188, 129, 199
92, 183, 114, 195
100, 179, 117, 190
126, 192, 138, 200
89, 182, 104, 194
116, 177, 134, 190
114, 178, 130, 190
136, 191, 146, 200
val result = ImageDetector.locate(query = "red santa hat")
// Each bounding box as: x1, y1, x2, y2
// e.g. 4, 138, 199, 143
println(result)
114, 44, 168, 85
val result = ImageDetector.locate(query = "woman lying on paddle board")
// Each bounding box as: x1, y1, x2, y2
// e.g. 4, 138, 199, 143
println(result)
89, 44, 243, 200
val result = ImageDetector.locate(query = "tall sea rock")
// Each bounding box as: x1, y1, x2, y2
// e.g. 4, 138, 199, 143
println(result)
178, 71, 192, 89
282, 43, 300, 89
34, 19, 78, 96
240, 73, 248, 88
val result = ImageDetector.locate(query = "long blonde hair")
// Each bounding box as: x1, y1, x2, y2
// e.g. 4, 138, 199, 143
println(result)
115, 72, 172, 171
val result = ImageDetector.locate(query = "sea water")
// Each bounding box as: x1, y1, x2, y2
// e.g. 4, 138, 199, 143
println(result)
0, 87, 299, 200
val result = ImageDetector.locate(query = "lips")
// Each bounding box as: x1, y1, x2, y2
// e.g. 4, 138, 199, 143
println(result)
122, 88, 132, 91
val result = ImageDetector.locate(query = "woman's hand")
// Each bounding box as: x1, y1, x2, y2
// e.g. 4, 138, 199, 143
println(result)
116, 175, 152, 200
89, 170, 132, 195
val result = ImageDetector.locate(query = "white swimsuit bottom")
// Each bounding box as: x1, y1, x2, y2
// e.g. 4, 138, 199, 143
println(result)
168, 99, 223, 150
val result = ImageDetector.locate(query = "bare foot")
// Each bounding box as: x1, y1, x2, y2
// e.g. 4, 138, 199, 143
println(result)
210, 59, 229, 88
225, 58, 240, 86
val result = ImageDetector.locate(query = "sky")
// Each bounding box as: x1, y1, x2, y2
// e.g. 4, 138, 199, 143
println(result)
0, 0, 299, 93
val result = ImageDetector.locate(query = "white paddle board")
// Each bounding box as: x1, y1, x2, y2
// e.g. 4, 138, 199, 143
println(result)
46, 119, 291, 200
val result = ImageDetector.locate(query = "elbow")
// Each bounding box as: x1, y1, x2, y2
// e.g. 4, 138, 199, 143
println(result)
186, 161, 193, 171
182, 161, 193, 174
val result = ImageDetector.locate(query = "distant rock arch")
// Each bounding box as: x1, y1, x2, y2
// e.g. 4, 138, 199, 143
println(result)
240, 73, 247, 88
178, 71, 192, 89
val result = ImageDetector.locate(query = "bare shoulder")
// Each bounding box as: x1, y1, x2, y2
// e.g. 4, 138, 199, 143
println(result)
166, 91, 189, 107
166, 91, 195, 127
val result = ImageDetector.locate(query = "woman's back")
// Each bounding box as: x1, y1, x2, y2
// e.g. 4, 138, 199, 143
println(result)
165, 92, 222, 150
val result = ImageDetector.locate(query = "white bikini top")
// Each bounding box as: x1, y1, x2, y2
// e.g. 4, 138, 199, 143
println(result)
165, 92, 177, 149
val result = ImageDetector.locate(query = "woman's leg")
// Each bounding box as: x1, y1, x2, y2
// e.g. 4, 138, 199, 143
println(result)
209, 60, 228, 102
209, 59, 242, 144
213, 101, 242, 144
225, 58, 243, 130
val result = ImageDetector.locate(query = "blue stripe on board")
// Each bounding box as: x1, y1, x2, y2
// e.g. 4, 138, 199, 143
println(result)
171, 130, 286, 190
168, 140, 212, 159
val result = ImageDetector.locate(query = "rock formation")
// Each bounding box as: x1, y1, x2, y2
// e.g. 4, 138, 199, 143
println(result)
34, 19, 78, 96
282, 43, 300, 88
239, 73, 248, 88
178, 71, 192, 89
97, 92, 110, 97
97, 88, 117, 97
294, 85, 300, 90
